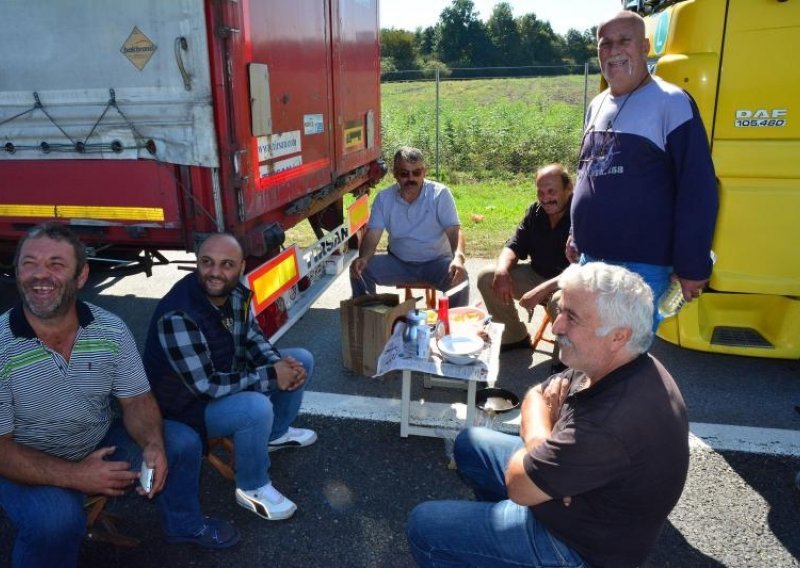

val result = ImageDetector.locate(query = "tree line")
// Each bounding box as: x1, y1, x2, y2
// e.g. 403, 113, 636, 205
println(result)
381, 0, 599, 79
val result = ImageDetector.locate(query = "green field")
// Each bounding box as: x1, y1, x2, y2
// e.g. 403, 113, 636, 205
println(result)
288, 74, 597, 258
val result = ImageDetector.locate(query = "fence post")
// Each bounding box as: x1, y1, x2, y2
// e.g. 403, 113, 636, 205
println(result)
583, 62, 589, 119
435, 67, 440, 180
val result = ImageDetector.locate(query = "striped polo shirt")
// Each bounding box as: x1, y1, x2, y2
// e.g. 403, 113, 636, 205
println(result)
0, 301, 150, 461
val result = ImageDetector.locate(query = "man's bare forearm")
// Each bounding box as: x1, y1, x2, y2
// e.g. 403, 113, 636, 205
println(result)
0, 435, 80, 488
519, 385, 555, 452
358, 228, 382, 262
120, 392, 165, 452
495, 247, 518, 274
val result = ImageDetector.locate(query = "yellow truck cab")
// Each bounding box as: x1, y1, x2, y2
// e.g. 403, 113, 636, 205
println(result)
625, 0, 800, 358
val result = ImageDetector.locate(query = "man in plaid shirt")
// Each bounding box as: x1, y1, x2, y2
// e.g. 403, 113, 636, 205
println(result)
143, 233, 316, 521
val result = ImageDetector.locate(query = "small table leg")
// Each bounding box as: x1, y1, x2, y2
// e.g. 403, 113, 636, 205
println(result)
466, 380, 477, 427
401, 370, 411, 437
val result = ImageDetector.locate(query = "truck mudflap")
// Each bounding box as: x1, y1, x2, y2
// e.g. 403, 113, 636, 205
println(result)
657, 292, 800, 359
247, 195, 369, 342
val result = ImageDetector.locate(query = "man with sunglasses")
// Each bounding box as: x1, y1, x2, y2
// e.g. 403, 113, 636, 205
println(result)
350, 146, 469, 307
571, 11, 718, 325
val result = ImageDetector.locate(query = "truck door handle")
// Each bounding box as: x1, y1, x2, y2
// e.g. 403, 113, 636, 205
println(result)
174, 36, 192, 91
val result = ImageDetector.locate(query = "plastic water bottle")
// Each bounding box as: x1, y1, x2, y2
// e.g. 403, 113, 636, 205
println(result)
657, 251, 717, 320
657, 281, 685, 320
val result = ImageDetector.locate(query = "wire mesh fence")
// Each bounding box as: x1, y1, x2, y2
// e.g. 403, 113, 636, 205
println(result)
381, 64, 602, 183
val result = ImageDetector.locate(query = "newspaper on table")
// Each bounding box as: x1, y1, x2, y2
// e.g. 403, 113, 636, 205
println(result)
374, 322, 503, 383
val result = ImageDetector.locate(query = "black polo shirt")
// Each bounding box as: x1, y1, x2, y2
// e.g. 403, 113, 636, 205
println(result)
505, 197, 571, 278
524, 354, 689, 568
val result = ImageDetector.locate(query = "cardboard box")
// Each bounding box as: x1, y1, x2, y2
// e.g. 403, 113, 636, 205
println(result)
340, 294, 416, 376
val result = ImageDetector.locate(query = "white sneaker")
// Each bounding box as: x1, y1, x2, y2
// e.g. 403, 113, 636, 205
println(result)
268, 427, 318, 452
235, 483, 297, 520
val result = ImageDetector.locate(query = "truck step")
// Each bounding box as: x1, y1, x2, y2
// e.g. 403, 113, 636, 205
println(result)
711, 327, 773, 349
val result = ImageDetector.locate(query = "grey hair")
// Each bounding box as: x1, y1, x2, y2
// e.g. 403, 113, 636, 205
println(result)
393, 146, 425, 167
558, 262, 653, 354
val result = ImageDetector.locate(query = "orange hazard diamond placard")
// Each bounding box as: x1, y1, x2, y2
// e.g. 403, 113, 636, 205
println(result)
121, 26, 157, 71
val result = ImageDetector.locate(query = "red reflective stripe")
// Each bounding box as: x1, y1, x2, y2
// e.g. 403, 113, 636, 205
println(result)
256, 158, 330, 190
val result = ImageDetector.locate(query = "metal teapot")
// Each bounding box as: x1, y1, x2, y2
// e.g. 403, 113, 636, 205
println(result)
403, 310, 429, 357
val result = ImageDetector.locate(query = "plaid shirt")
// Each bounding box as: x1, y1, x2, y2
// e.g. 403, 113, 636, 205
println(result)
155, 282, 280, 399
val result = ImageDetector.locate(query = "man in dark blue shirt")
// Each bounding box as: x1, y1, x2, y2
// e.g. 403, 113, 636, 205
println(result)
571, 11, 718, 323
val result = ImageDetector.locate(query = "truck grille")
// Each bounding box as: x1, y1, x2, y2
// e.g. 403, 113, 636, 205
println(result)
711, 327, 773, 349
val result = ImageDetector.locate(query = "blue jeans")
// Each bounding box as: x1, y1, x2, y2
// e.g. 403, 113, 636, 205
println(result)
350, 253, 469, 307
406, 428, 587, 568
204, 347, 314, 491
580, 254, 671, 331
0, 419, 205, 568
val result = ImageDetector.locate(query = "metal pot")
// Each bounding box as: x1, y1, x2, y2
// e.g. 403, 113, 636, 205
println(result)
476, 387, 520, 414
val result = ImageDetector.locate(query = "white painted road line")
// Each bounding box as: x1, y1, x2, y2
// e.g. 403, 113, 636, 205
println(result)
302, 391, 800, 457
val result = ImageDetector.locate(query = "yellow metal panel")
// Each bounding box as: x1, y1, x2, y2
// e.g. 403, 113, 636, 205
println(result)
714, 0, 799, 141
655, 0, 726, 56
711, 175, 800, 295
658, 293, 800, 359
713, 140, 800, 180
645, 0, 726, 139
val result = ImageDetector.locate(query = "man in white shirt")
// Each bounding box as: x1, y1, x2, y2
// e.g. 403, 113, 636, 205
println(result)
350, 146, 469, 306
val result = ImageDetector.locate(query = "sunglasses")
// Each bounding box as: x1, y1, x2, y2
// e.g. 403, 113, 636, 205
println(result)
395, 168, 424, 178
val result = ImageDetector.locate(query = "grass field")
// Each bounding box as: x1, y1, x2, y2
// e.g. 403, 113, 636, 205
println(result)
287, 74, 597, 258
382, 74, 598, 184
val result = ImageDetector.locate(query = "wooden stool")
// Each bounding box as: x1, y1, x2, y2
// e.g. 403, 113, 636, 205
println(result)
529, 308, 558, 353
397, 282, 438, 309
206, 437, 236, 481
85, 495, 140, 547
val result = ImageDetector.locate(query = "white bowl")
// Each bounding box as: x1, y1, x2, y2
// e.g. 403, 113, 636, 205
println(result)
438, 334, 483, 365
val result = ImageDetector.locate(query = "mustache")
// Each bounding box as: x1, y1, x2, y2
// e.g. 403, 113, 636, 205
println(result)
556, 335, 573, 348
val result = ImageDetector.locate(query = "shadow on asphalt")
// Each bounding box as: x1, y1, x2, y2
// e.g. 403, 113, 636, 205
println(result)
719, 452, 800, 562
5, 415, 797, 566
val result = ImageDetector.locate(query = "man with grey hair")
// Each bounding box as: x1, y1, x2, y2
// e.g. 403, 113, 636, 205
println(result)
407, 262, 689, 568
350, 146, 469, 307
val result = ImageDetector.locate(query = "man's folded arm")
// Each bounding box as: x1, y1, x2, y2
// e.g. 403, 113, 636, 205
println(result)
157, 312, 274, 397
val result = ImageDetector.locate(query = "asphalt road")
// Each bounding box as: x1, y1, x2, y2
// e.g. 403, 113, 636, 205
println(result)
1, 255, 799, 567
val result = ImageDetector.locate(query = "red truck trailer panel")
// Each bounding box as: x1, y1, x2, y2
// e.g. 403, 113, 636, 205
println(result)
331, 0, 382, 175
237, 0, 335, 219
0, 0, 383, 267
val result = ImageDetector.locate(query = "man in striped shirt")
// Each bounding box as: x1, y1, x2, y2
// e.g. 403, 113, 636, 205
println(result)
0, 224, 240, 568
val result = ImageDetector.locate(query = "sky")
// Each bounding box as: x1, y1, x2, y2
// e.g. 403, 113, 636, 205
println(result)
380, 0, 623, 35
